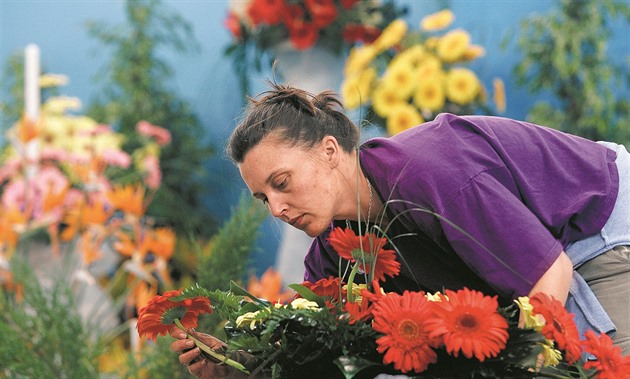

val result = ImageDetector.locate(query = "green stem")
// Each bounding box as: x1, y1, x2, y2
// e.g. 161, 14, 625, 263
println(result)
174, 318, 249, 374
346, 262, 361, 304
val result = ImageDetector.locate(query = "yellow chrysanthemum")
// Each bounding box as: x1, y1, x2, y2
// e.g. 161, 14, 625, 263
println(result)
344, 45, 378, 76
425, 292, 447, 302
514, 296, 545, 331
462, 45, 486, 61
390, 44, 426, 68
373, 19, 407, 52
425, 36, 440, 50
342, 68, 377, 109
436, 29, 471, 63
236, 311, 264, 330
289, 298, 320, 310
42, 96, 82, 115
413, 77, 445, 112
383, 61, 416, 98
420, 9, 455, 31
445, 67, 479, 105
39, 74, 68, 88
386, 103, 423, 135
371, 84, 406, 117
415, 55, 443, 81
493, 77, 506, 113
540, 341, 562, 367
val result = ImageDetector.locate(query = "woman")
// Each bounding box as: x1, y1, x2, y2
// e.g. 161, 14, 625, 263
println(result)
171, 83, 630, 377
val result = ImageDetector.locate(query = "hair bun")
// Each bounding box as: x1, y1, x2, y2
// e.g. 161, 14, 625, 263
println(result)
255, 82, 317, 116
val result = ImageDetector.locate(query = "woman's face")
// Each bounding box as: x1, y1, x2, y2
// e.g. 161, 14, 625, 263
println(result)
239, 134, 341, 237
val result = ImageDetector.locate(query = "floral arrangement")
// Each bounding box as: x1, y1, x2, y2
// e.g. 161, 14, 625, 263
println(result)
223, 0, 407, 94
137, 226, 630, 379
0, 73, 175, 317
341, 9, 506, 135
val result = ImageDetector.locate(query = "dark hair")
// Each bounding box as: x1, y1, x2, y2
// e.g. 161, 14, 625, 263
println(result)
227, 82, 360, 163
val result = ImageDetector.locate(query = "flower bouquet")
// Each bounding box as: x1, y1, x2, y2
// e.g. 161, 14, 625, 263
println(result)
223, 0, 407, 95
137, 226, 630, 379
341, 9, 506, 135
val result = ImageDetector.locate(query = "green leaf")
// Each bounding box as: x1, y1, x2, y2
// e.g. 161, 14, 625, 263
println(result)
230, 280, 271, 308
287, 284, 326, 308
333, 355, 381, 379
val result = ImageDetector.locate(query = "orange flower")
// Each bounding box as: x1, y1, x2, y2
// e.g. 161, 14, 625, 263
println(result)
328, 227, 400, 281
137, 289, 212, 341
425, 288, 509, 362
372, 291, 438, 373
530, 292, 582, 364
247, 267, 295, 304
107, 184, 145, 217
145, 227, 176, 260
305, 0, 337, 28
582, 330, 630, 379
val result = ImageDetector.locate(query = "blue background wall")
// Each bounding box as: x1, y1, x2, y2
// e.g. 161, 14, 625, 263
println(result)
1, 0, 628, 274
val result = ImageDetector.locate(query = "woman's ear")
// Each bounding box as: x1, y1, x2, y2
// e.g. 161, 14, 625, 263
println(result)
322, 136, 340, 168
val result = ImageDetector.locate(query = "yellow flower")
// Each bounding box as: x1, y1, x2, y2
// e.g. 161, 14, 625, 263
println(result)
386, 103, 423, 135
373, 19, 407, 52
289, 298, 320, 310
436, 29, 471, 63
372, 84, 406, 117
514, 296, 545, 331
425, 292, 447, 302
390, 44, 426, 68
413, 76, 445, 112
39, 74, 68, 88
493, 77, 506, 113
415, 55, 443, 81
446, 67, 480, 105
420, 9, 455, 31
462, 45, 486, 61
540, 341, 562, 367
236, 311, 263, 330
341, 68, 377, 109
384, 60, 416, 98
344, 45, 378, 76
42, 96, 82, 114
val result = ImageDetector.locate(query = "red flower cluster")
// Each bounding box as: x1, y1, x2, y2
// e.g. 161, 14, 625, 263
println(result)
136, 289, 212, 341
328, 226, 400, 281
225, 0, 383, 50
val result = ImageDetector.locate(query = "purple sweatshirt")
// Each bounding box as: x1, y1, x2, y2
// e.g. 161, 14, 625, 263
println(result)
304, 113, 618, 303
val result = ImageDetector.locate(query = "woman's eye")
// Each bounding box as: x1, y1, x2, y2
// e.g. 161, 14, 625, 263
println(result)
276, 179, 287, 190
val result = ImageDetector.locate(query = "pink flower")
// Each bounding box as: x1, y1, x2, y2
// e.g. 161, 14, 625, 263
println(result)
135, 121, 171, 146
102, 149, 132, 168
142, 155, 162, 189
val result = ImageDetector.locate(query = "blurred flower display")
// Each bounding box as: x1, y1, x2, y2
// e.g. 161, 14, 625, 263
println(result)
341, 9, 506, 135
223, 0, 406, 95
0, 74, 175, 317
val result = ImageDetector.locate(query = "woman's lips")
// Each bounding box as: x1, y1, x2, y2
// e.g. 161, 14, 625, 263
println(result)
289, 215, 304, 229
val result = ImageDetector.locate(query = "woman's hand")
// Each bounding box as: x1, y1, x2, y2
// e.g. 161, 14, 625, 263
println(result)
169, 326, 251, 379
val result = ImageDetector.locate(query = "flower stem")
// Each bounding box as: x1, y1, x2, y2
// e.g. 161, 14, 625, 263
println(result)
174, 318, 249, 374
346, 262, 361, 303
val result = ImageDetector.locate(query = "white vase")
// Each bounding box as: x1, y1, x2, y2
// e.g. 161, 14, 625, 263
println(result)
272, 41, 346, 285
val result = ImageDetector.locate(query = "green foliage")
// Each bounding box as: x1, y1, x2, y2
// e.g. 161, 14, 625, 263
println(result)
196, 193, 268, 293
0, 258, 103, 378
85, 0, 217, 237
513, 0, 630, 144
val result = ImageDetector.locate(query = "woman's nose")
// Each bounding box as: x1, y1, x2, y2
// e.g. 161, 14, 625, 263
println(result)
267, 195, 287, 219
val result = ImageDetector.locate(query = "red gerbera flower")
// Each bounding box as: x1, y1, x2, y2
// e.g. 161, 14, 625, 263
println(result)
372, 291, 438, 373
343, 280, 385, 324
137, 289, 212, 341
582, 330, 630, 379
425, 288, 509, 362
302, 276, 345, 307
328, 227, 401, 281
342, 24, 382, 44
530, 292, 582, 364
